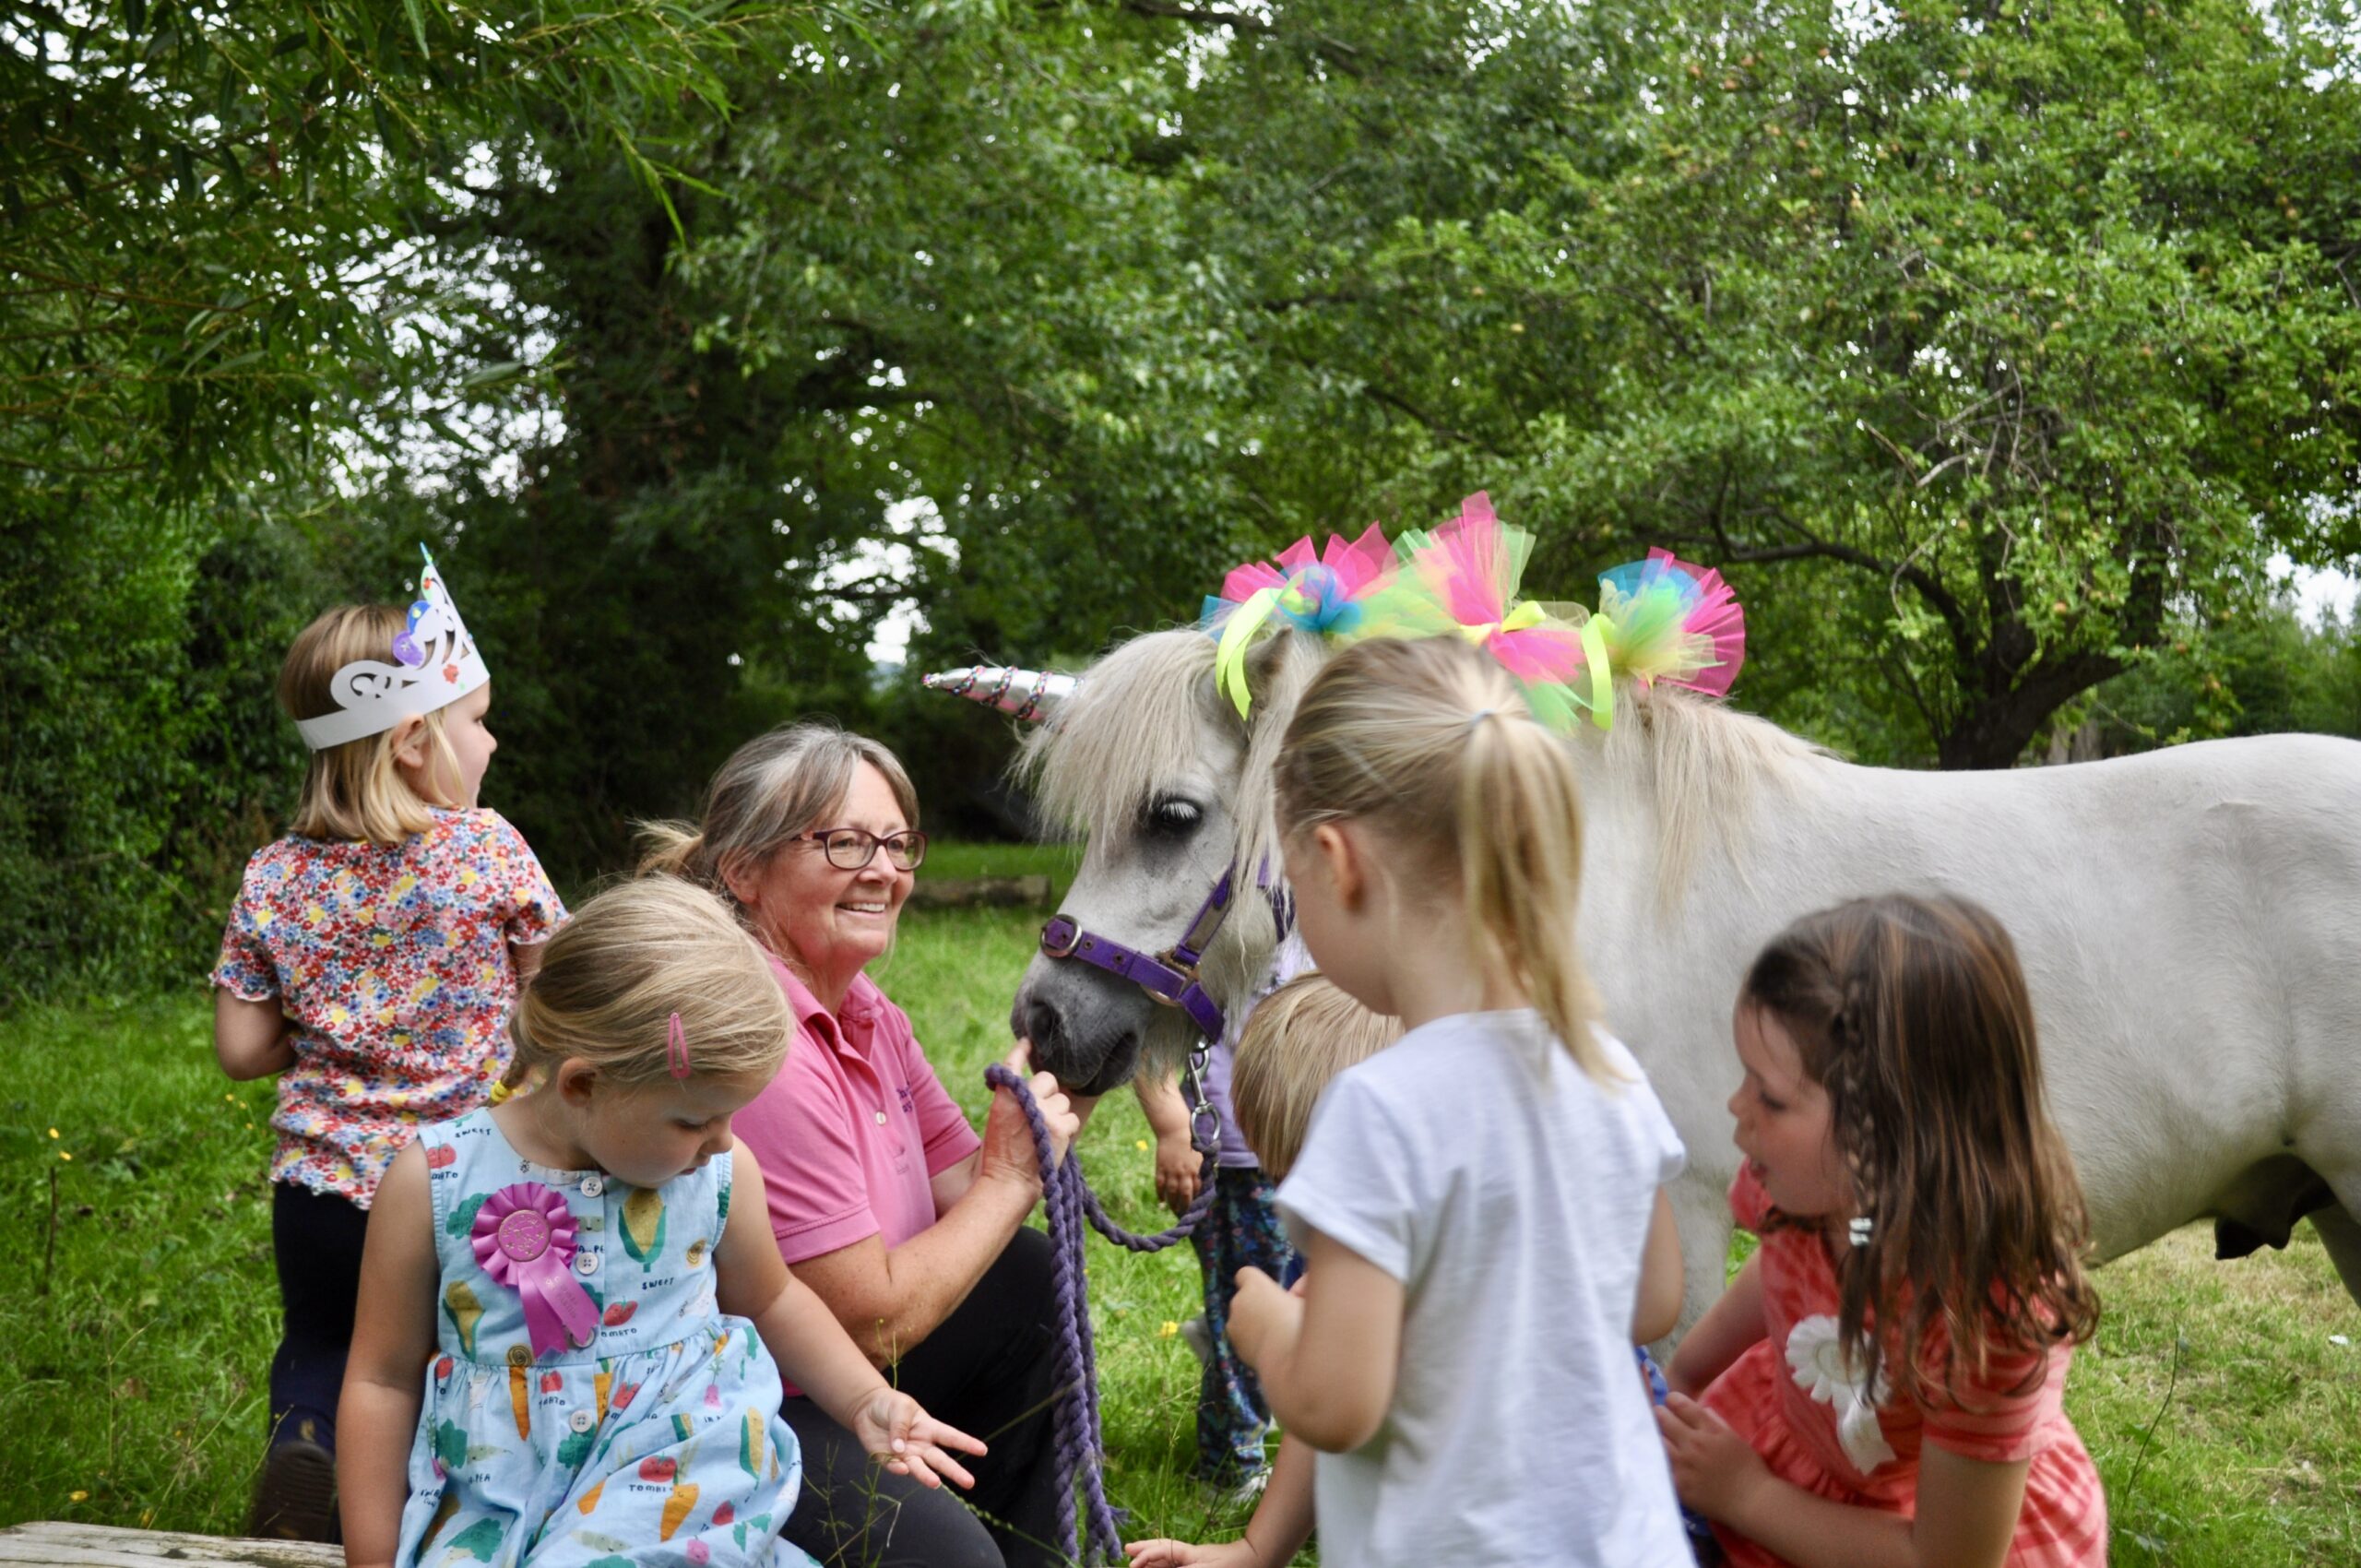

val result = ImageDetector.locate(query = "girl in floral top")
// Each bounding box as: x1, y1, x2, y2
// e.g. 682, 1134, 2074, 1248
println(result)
1659, 894, 2106, 1568
212, 585, 564, 1542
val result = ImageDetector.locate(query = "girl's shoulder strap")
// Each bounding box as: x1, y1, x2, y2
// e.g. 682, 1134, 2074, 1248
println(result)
713, 1140, 734, 1220
414, 1107, 504, 1242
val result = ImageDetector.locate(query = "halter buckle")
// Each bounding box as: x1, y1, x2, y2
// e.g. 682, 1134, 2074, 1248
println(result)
1040, 914, 1082, 958
1149, 949, 1202, 1005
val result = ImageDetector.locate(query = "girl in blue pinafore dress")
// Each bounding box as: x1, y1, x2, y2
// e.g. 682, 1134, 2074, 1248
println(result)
340, 878, 984, 1568
397, 1108, 794, 1567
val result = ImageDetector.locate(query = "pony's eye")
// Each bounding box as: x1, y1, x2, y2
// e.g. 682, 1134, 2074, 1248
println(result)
1145, 798, 1203, 838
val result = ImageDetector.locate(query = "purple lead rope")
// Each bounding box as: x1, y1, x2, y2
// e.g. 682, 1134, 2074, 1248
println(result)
985, 1062, 1217, 1565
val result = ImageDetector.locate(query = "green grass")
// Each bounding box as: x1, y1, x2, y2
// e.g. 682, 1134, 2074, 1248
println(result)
6, 905, 2357, 1564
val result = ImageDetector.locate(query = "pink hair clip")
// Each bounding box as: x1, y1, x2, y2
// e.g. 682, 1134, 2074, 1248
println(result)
667, 1011, 692, 1079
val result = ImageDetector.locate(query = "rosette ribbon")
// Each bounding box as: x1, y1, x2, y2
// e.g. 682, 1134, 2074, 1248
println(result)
471, 1184, 601, 1360
1202, 522, 1394, 719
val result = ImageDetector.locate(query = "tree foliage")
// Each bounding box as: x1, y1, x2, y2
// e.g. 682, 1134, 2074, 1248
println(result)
0, 1, 806, 991
12, 0, 2361, 993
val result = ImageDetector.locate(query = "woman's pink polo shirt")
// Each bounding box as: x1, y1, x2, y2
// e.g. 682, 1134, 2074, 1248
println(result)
736, 956, 984, 1265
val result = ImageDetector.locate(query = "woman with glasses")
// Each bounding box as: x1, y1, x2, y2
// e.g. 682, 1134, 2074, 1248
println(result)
640, 721, 1082, 1568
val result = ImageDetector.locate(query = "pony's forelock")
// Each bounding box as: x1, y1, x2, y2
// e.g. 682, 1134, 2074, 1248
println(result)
1018, 629, 1230, 842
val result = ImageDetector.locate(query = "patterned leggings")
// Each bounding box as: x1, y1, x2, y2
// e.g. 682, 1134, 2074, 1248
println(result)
1190, 1168, 1298, 1480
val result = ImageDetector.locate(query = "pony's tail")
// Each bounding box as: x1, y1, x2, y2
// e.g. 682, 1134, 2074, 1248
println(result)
1458, 709, 1615, 1084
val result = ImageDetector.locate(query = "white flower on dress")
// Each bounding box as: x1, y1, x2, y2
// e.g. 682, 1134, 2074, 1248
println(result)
1785, 1314, 1898, 1473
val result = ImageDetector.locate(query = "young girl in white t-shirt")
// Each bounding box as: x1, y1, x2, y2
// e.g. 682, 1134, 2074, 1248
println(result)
1226, 634, 1692, 1568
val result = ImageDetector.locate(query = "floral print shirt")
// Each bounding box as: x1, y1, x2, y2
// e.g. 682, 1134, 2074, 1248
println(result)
212, 808, 565, 1206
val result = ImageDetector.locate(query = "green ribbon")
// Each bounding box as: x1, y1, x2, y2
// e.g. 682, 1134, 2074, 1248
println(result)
1580, 614, 1615, 731
1214, 586, 1285, 719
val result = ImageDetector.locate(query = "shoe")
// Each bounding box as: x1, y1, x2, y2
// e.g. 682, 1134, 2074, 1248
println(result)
249, 1429, 338, 1542
1201, 1463, 1269, 1511
1179, 1313, 1213, 1368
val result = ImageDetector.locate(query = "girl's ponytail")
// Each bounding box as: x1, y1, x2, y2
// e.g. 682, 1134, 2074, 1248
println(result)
1458, 712, 1611, 1083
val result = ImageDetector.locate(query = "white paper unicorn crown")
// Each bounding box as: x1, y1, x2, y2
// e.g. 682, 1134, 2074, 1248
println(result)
295, 545, 492, 751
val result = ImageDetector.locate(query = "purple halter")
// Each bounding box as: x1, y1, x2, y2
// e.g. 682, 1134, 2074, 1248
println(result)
1038, 859, 1287, 1048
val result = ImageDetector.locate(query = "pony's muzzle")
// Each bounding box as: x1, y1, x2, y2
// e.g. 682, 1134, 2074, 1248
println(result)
1012, 963, 1151, 1097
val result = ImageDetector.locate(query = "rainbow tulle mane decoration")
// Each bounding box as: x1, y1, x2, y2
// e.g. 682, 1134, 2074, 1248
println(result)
1198, 493, 1744, 729
1201, 522, 1395, 718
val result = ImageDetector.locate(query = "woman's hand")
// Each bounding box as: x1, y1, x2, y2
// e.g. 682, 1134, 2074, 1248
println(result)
979, 1041, 1080, 1191
1153, 1126, 1203, 1215
1656, 1392, 1773, 1522
847, 1387, 986, 1491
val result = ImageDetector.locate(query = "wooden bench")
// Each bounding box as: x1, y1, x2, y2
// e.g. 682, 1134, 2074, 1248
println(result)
0, 1522, 339, 1568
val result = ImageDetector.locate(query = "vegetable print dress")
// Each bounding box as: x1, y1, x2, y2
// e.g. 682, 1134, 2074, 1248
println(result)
397, 1109, 818, 1568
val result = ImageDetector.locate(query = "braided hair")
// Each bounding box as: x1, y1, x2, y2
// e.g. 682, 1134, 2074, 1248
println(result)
1741, 893, 2100, 1411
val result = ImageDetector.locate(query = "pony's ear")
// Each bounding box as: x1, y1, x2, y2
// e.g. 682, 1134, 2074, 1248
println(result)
1242, 628, 1316, 721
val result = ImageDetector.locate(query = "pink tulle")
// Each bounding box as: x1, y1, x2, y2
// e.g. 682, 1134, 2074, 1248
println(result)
1648, 547, 1748, 696
1412, 493, 1584, 684
1218, 520, 1394, 607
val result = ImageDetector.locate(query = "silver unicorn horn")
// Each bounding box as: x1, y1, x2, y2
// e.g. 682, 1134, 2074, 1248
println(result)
922, 664, 1077, 724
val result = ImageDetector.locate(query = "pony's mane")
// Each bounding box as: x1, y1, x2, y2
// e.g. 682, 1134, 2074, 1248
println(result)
1017, 627, 1820, 1004
1602, 683, 1823, 897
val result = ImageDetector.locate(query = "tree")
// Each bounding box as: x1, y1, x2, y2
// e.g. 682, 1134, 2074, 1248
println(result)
0, 1, 802, 988
1155, 0, 2361, 765
677, 0, 2361, 768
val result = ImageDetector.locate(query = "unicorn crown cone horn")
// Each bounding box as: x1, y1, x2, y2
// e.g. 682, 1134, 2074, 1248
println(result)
922, 664, 1077, 724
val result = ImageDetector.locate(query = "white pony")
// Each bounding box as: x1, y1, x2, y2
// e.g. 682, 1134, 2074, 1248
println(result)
934, 627, 2361, 1329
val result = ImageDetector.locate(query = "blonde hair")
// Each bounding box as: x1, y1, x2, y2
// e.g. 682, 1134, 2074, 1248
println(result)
638, 720, 919, 917
502, 877, 792, 1093
279, 604, 465, 845
1275, 636, 1610, 1083
1230, 974, 1402, 1179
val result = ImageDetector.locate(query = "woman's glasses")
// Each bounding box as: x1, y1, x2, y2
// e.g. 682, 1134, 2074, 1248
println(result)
792, 827, 929, 873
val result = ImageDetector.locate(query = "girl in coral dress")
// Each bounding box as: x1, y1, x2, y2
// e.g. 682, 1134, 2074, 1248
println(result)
1660, 893, 2107, 1568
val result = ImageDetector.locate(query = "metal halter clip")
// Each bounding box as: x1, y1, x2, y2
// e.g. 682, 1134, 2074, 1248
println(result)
1148, 949, 1202, 1005
1181, 1038, 1220, 1155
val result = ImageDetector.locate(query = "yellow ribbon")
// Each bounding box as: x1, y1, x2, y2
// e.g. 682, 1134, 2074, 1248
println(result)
1580, 614, 1615, 731
1456, 600, 1546, 647
1215, 586, 1285, 719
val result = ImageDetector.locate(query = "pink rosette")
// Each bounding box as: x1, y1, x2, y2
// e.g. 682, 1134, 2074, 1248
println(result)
471, 1183, 601, 1360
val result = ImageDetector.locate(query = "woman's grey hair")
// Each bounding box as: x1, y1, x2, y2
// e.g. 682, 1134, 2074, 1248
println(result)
637, 720, 919, 914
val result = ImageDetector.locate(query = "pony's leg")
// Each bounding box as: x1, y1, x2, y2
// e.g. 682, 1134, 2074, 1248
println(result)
2311, 1194, 2361, 1314
1667, 1170, 1737, 1347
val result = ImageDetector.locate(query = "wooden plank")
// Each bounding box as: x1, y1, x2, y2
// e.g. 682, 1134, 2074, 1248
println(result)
0, 1523, 340, 1568
906, 873, 1053, 909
